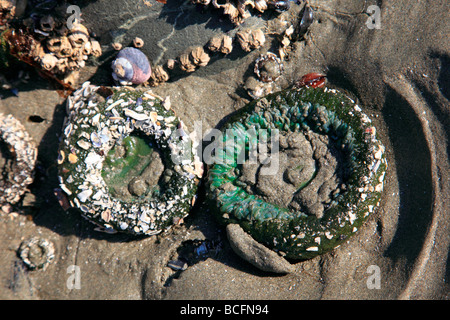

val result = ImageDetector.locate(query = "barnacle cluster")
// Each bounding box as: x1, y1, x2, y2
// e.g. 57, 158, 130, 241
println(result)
178, 46, 211, 73
1, 3, 101, 87
207, 33, 233, 54
29, 18, 101, 86
191, 0, 287, 25
206, 87, 387, 259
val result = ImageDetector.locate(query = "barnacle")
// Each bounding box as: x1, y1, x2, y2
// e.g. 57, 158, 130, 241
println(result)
46, 36, 72, 58
236, 28, 266, 52
179, 51, 196, 73
150, 65, 170, 86
67, 22, 90, 49
40, 53, 58, 70
90, 40, 102, 57
206, 87, 387, 259
237, 0, 254, 20
254, 52, 283, 83
0, 0, 16, 26
254, 0, 268, 13
112, 42, 122, 51
57, 83, 202, 235
39, 15, 55, 32
213, 0, 241, 25
207, 34, 233, 55
191, 0, 211, 5
133, 37, 144, 48
190, 46, 210, 67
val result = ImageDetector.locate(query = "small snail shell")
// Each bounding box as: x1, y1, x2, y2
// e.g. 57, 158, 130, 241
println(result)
111, 47, 152, 85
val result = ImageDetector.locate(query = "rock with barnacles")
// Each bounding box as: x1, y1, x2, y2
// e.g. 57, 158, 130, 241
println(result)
52, 0, 311, 88
2, 6, 102, 87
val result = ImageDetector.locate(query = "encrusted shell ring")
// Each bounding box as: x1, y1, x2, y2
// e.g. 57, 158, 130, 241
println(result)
207, 87, 387, 259
0, 113, 37, 205
19, 237, 55, 270
57, 82, 203, 235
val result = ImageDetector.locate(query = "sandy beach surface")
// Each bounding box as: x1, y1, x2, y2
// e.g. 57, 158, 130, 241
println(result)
0, 0, 449, 300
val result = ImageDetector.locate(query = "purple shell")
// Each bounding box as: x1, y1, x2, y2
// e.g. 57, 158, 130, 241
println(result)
112, 47, 152, 85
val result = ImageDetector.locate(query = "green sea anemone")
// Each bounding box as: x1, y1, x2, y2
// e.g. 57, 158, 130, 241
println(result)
207, 87, 387, 259
57, 83, 203, 235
